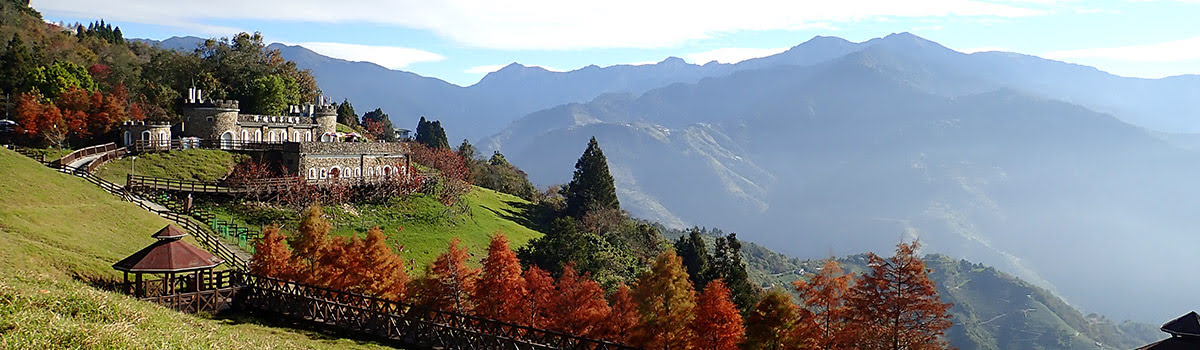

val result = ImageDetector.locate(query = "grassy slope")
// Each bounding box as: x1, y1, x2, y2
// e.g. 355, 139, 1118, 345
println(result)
95, 148, 246, 185
0, 149, 384, 349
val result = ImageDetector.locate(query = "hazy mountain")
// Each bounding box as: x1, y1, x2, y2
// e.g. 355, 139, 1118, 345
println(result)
130, 35, 205, 52
485, 34, 1200, 322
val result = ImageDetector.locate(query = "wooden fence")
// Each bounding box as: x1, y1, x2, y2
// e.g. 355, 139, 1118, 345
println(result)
234, 272, 637, 350
119, 270, 240, 313
54, 142, 117, 167
127, 174, 299, 194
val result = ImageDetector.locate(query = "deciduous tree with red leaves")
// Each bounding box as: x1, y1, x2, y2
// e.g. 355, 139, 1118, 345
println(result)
845, 242, 953, 350
472, 232, 527, 323
522, 266, 556, 328
601, 284, 638, 344
416, 238, 479, 313
350, 227, 408, 300
250, 225, 294, 279
795, 259, 854, 350
549, 264, 611, 338
691, 279, 745, 350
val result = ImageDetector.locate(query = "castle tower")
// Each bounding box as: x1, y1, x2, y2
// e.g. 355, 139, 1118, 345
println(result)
313, 97, 337, 136
180, 88, 239, 142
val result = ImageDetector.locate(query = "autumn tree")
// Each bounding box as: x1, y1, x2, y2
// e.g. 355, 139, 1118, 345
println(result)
521, 265, 556, 328
416, 238, 480, 313
351, 227, 408, 300
691, 280, 745, 350
794, 259, 853, 350
289, 204, 331, 285
744, 288, 804, 350
845, 242, 953, 350
250, 225, 294, 279
549, 264, 611, 338
563, 136, 619, 218
601, 284, 639, 344
472, 232, 527, 324
632, 250, 696, 350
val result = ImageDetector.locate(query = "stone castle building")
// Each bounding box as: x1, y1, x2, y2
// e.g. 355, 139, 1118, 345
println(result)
120, 88, 408, 181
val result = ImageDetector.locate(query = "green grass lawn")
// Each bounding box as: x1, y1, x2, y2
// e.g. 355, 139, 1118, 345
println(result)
327, 188, 545, 271
0, 149, 385, 349
96, 148, 246, 185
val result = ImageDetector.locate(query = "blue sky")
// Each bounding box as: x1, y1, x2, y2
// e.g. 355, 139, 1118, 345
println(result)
32, 0, 1200, 87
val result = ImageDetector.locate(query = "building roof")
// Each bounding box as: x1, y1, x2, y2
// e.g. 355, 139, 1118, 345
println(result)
150, 225, 188, 240
1162, 311, 1200, 337
1136, 336, 1200, 350
112, 231, 223, 273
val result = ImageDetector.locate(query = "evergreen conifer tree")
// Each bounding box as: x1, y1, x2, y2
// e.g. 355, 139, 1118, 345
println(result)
674, 228, 711, 289
336, 98, 358, 128
415, 116, 450, 149
711, 234, 759, 313
564, 137, 619, 218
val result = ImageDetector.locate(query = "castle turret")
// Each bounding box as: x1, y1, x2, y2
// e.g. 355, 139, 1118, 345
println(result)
314, 104, 337, 136
180, 88, 239, 141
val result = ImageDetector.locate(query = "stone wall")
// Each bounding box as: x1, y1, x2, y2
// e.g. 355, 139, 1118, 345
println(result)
299, 154, 409, 180
291, 142, 409, 155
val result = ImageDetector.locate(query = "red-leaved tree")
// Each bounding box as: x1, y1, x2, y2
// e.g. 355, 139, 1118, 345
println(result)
472, 232, 527, 323
845, 242, 953, 350
415, 238, 479, 313
522, 266, 556, 328
549, 264, 611, 338
691, 279, 745, 350
250, 225, 294, 279
795, 259, 854, 350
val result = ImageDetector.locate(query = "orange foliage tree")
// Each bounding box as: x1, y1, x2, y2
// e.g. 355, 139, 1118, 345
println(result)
521, 265, 556, 328
416, 238, 479, 313
691, 279, 745, 350
289, 204, 331, 286
632, 250, 696, 350
845, 242, 953, 350
250, 225, 294, 279
549, 264, 611, 338
350, 227, 408, 300
795, 259, 854, 350
601, 284, 639, 344
744, 288, 804, 350
472, 232, 527, 324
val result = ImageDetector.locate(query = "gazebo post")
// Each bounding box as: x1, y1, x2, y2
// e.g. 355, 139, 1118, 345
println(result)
122, 271, 129, 294
134, 272, 143, 297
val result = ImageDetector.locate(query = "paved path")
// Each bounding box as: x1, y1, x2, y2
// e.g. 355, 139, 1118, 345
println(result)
66, 153, 104, 169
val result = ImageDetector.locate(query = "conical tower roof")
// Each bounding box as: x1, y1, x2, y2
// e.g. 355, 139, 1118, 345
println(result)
150, 225, 188, 240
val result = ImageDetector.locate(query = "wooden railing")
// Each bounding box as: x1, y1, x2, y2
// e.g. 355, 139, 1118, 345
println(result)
86, 146, 126, 173
131, 139, 287, 153
233, 272, 637, 350
8, 145, 47, 163
119, 270, 240, 313
127, 174, 299, 194
54, 142, 117, 167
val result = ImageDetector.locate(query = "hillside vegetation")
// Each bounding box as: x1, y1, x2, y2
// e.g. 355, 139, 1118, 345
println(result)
728, 233, 1161, 350
0, 149, 384, 349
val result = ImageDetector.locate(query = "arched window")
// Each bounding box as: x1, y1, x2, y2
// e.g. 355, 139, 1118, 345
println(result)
320, 168, 327, 179
306, 130, 313, 141
294, 131, 301, 141
330, 167, 340, 179
281, 130, 288, 141
270, 131, 278, 142
355, 167, 362, 177
140, 130, 151, 140
255, 130, 262, 142
308, 168, 317, 179
383, 165, 392, 177
123, 131, 132, 146
241, 130, 249, 141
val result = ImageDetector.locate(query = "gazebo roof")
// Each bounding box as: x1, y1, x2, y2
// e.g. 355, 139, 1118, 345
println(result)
150, 225, 188, 240
113, 237, 223, 273
1162, 311, 1200, 337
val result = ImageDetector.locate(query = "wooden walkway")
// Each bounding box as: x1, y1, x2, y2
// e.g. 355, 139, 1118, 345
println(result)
127, 174, 297, 194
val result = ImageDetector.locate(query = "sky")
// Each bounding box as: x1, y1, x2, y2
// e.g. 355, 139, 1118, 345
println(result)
31, 0, 1200, 87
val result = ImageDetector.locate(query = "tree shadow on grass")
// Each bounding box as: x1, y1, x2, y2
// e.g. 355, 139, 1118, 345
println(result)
487, 200, 556, 233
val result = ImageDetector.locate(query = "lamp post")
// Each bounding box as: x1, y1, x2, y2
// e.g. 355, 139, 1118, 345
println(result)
131, 156, 137, 178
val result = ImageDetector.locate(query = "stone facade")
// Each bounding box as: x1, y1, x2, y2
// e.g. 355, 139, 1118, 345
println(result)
284, 142, 410, 180
120, 121, 173, 146
122, 88, 338, 146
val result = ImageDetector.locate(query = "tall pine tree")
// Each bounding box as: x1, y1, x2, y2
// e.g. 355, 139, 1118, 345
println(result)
632, 250, 696, 350
711, 233, 759, 313
674, 228, 711, 289
415, 116, 449, 149
336, 98, 359, 128
564, 137, 619, 218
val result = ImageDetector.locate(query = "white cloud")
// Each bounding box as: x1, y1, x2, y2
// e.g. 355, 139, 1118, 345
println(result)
685, 47, 790, 64
292, 42, 445, 69
33, 0, 1047, 50
1043, 36, 1200, 62
465, 64, 507, 74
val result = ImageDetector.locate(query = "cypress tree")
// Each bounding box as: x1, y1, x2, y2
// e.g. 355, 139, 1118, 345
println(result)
711, 234, 759, 313
0, 34, 32, 96
415, 116, 450, 149
674, 228, 711, 290
564, 137, 619, 218
336, 98, 358, 127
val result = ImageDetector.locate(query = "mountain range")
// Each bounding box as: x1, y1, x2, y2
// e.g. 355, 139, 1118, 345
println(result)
138, 33, 1200, 323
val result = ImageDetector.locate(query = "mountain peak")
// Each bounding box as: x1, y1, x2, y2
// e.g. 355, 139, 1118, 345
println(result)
659, 56, 688, 65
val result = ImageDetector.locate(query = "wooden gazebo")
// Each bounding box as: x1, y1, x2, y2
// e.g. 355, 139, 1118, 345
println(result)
1136, 311, 1200, 350
113, 225, 224, 298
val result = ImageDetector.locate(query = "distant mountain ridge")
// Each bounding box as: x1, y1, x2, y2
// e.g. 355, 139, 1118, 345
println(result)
481, 33, 1200, 323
